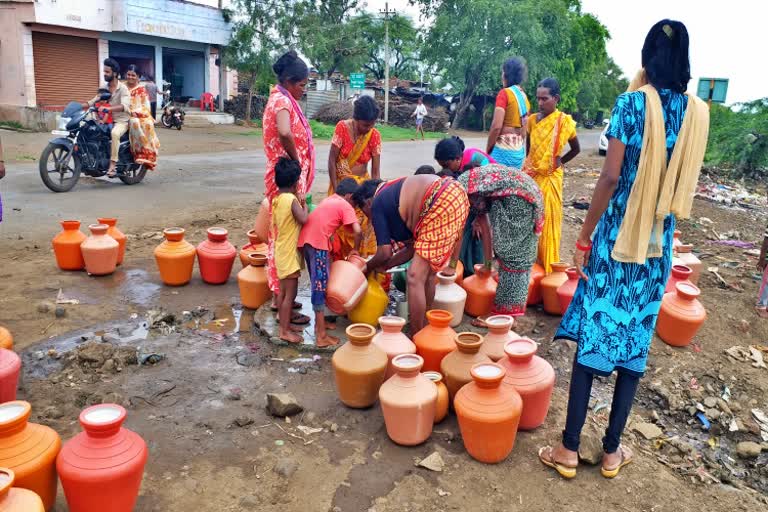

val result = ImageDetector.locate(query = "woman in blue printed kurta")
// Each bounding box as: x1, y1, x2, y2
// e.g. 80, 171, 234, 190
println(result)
539, 20, 706, 480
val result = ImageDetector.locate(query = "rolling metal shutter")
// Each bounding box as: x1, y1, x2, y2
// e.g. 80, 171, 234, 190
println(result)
32, 32, 99, 108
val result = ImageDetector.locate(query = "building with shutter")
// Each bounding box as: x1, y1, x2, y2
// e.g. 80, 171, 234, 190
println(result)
0, 0, 234, 126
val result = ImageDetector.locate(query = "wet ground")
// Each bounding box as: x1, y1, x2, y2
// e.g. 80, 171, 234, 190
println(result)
1, 148, 767, 511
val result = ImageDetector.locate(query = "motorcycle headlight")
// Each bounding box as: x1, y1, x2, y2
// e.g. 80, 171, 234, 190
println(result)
57, 117, 71, 131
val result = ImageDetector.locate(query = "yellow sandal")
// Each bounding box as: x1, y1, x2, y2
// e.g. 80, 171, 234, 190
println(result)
538, 446, 577, 479
600, 445, 633, 479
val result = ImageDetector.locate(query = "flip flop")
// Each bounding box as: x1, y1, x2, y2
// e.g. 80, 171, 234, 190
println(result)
471, 316, 489, 328
600, 445, 633, 479
538, 446, 577, 479
290, 313, 311, 325
271, 301, 303, 312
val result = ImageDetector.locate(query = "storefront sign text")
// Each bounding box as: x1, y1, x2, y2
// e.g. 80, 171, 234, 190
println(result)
136, 22, 187, 39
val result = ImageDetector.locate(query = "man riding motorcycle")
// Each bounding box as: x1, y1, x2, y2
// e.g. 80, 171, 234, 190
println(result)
81, 58, 129, 178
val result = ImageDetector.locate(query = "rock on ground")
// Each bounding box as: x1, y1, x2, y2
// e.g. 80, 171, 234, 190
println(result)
266, 392, 303, 417
273, 457, 299, 478
633, 421, 663, 440
736, 441, 762, 459
578, 430, 604, 465
417, 452, 445, 472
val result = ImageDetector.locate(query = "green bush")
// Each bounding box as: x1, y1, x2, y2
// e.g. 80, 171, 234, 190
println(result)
706, 99, 768, 178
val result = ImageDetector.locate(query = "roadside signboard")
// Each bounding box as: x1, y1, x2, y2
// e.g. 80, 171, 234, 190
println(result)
350, 73, 366, 90
697, 78, 729, 104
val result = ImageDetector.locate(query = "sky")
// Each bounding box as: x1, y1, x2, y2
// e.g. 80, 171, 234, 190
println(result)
365, 0, 762, 105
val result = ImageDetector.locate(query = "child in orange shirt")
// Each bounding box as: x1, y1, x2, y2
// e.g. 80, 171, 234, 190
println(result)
272, 158, 309, 343
298, 178, 362, 346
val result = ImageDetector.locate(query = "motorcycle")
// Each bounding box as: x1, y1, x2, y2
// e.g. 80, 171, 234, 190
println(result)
40, 93, 146, 192
160, 104, 185, 130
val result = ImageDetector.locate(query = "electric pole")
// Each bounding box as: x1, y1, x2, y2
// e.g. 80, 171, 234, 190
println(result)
380, 1, 395, 123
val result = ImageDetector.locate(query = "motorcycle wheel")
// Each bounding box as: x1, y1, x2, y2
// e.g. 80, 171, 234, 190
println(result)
39, 143, 81, 192
119, 163, 147, 185
161, 113, 172, 128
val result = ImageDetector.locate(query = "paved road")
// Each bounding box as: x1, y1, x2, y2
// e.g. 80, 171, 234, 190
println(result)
0, 131, 599, 240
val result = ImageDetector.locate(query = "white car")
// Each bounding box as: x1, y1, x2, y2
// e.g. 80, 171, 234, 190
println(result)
598, 119, 609, 156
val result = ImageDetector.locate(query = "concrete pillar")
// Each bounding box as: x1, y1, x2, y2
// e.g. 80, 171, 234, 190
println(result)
154, 44, 163, 107
97, 38, 109, 81
204, 45, 211, 94
21, 26, 36, 107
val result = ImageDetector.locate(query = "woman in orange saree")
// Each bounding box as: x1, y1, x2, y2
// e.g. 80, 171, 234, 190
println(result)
327, 96, 382, 259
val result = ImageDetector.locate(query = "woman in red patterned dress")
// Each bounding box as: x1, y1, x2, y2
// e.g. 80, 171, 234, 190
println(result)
262, 51, 315, 319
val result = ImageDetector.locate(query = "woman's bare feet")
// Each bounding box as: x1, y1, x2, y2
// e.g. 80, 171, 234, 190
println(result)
316, 334, 340, 348
279, 329, 303, 344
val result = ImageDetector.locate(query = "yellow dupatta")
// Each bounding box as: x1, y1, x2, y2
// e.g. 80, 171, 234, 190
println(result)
612, 69, 710, 264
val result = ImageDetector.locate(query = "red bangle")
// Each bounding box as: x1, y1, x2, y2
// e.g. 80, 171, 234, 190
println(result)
575, 240, 592, 252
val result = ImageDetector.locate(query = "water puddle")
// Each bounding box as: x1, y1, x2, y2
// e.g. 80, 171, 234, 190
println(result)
22, 320, 149, 379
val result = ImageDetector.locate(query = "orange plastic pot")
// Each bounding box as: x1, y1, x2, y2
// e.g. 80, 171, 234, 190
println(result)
454, 363, 522, 463
372, 316, 416, 380
332, 324, 388, 408
379, 354, 436, 446
0, 401, 61, 511
326, 256, 368, 314
239, 229, 268, 268
96, 218, 126, 266
675, 245, 702, 285
422, 372, 449, 423
556, 267, 580, 315
253, 198, 270, 244
52, 220, 86, 271
57, 404, 148, 512
479, 315, 518, 362
461, 264, 497, 317
81, 224, 119, 276
441, 332, 492, 402
0, 327, 12, 351
665, 264, 693, 294
0, 349, 21, 403
656, 282, 707, 347
238, 253, 272, 310
527, 263, 545, 305
0, 468, 44, 511
499, 338, 555, 430
672, 230, 683, 253
197, 227, 237, 285
154, 228, 196, 286
413, 310, 457, 373
541, 262, 569, 315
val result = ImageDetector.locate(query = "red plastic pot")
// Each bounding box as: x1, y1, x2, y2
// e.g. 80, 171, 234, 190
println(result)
197, 227, 237, 284
665, 264, 693, 294
57, 404, 148, 512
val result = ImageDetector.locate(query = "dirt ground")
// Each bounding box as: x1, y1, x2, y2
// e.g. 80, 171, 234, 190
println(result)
1, 151, 768, 511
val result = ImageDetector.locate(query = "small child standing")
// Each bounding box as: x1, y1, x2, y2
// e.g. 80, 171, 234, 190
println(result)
757, 223, 768, 318
272, 157, 309, 343
298, 178, 362, 347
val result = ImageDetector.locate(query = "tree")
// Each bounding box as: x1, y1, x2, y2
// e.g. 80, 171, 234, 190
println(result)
291, 0, 370, 78
707, 99, 768, 178
360, 13, 420, 81
415, 0, 614, 128
224, 0, 286, 124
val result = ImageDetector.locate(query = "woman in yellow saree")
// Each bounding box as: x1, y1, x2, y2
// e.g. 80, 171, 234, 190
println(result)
525, 78, 580, 273
327, 96, 382, 258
